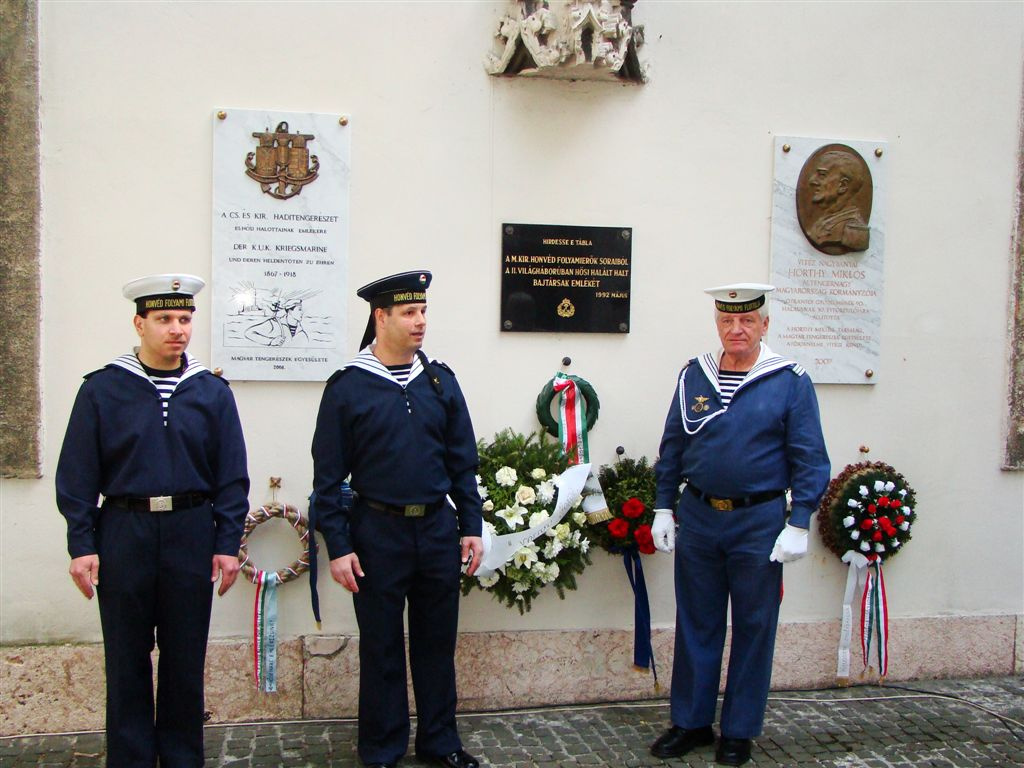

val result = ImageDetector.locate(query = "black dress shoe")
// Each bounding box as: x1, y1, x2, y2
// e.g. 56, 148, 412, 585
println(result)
649, 724, 715, 758
418, 749, 479, 768
715, 736, 752, 766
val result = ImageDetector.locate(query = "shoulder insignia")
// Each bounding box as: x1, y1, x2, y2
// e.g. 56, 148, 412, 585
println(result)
788, 363, 807, 377
432, 359, 455, 376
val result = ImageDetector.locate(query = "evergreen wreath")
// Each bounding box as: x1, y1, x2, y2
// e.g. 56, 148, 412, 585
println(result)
535, 375, 600, 437
591, 457, 658, 555
817, 461, 917, 563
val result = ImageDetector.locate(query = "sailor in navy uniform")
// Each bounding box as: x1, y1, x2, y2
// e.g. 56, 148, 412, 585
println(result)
311, 270, 484, 768
56, 274, 250, 768
648, 283, 830, 767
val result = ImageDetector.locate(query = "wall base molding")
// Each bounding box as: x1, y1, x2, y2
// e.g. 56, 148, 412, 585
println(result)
2, 614, 1019, 736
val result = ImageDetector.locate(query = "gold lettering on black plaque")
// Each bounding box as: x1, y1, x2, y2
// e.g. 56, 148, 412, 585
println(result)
796, 144, 872, 255
244, 121, 319, 200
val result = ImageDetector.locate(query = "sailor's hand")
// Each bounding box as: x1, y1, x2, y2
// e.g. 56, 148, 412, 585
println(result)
330, 553, 364, 593
212, 554, 241, 596
461, 536, 484, 576
770, 524, 809, 563
69, 554, 100, 599
652, 510, 676, 553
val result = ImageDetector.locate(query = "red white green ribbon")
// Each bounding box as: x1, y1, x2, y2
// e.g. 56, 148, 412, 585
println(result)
552, 373, 588, 465
837, 551, 888, 683
861, 561, 889, 678
253, 570, 281, 692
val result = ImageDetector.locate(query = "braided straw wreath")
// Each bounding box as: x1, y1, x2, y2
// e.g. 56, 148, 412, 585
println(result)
238, 502, 311, 584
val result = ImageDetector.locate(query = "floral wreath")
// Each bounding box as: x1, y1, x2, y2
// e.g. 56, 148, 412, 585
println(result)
535, 375, 600, 438
592, 456, 658, 555
238, 502, 312, 584
461, 429, 592, 613
817, 461, 917, 563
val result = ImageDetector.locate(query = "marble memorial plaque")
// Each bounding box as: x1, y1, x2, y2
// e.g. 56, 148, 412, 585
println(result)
768, 136, 887, 384
501, 223, 631, 333
212, 109, 350, 381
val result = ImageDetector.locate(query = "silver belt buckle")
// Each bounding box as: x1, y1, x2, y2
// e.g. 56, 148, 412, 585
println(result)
149, 495, 173, 512
404, 504, 426, 517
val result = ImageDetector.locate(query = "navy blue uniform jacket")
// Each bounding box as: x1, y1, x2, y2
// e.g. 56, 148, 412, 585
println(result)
56, 355, 250, 558
312, 352, 483, 560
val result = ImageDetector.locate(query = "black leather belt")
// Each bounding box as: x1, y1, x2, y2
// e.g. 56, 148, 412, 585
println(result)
685, 483, 785, 512
105, 493, 209, 512
365, 498, 443, 518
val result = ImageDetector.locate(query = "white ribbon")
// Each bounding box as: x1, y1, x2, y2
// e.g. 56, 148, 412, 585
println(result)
837, 550, 869, 684
475, 463, 591, 579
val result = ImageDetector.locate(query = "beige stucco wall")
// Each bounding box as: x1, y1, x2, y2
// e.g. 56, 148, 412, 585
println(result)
1, 0, 1022, 732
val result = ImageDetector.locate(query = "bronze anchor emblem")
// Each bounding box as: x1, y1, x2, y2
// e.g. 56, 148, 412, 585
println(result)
245, 121, 319, 200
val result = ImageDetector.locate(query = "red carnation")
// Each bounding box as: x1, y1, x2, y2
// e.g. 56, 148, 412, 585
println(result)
622, 497, 646, 519
608, 518, 630, 539
879, 516, 891, 528
878, 497, 891, 508
872, 531, 883, 541
896, 514, 906, 524
860, 519, 875, 530
867, 503, 877, 514
634, 524, 656, 554
891, 499, 902, 509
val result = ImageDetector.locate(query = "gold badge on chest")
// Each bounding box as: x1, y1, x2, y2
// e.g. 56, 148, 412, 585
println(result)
692, 395, 710, 413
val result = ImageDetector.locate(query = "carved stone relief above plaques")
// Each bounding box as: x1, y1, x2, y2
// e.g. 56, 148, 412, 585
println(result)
485, 0, 646, 83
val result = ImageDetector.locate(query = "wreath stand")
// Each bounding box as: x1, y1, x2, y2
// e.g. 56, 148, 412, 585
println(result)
237, 477, 312, 692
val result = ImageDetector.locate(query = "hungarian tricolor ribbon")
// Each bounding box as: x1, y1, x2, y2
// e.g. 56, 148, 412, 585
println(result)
836, 551, 888, 684
862, 560, 889, 678
253, 570, 281, 692
552, 373, 588, 465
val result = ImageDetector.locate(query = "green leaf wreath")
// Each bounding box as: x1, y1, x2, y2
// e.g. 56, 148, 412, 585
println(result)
592, 457, 658, 555
460, 429, 592, 614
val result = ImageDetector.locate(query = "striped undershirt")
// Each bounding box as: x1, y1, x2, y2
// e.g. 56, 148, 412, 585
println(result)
717, 369, 745, 408
387, 362, 413, 386
140, 359, 185, 426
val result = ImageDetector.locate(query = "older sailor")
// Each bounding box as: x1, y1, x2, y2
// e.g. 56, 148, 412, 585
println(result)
649, 283, 830, 766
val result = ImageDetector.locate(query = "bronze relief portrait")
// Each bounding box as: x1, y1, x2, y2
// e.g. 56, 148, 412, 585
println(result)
796, 143, 873, 255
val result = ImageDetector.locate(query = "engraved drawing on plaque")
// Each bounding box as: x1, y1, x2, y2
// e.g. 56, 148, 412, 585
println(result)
224, 281, 333, 349
796, 144, 872, 255
244, 121, 320, 200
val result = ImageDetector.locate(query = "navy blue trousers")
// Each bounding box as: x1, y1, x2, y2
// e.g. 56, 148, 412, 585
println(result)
96, 504, 215, 768
349, 501, 463, 765
669, 491, 785, 739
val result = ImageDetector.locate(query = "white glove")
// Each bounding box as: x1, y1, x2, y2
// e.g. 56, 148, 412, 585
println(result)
651, 509, 676, 553
770, 524, 808, 563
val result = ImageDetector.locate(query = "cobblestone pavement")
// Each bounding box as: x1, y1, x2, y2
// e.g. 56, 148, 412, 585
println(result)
2, 677, 1021, 767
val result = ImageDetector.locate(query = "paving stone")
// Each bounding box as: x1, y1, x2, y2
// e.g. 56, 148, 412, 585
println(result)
1, 676, 1023, 766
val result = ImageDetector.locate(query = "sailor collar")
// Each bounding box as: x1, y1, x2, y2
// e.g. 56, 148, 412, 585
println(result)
679, 343, 804, 435
342, 345, 426, 388
109, 351, 208, 388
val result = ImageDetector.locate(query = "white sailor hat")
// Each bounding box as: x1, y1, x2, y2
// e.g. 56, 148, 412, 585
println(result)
122, 273, 205, 315
704, 282, 775, 314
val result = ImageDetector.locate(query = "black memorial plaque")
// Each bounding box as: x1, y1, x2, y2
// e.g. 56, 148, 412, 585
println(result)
500, 223, 632, 333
